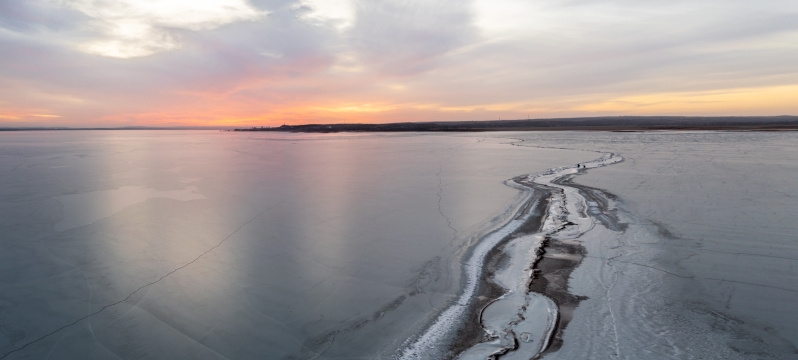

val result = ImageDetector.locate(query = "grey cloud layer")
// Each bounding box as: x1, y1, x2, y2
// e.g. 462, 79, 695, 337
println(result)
350, 0, 475, 76
1, 0, 797, 124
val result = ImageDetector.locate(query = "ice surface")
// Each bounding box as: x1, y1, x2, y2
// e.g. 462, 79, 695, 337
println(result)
2, 130, 795, 359
507, 131, 798, 359
55, 186, 205, 231
0, 131, 595, 359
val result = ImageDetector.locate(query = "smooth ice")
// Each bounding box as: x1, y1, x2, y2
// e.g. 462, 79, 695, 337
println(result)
0, 131, 595, 359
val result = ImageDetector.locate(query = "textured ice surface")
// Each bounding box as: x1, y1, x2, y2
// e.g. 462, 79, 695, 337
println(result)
0, 131, 595, 359
399, 216, 530, 360
454, 152, 623, 359
508, 131, 798, 359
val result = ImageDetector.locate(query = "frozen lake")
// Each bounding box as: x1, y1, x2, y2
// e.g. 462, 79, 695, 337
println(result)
1, 130, 796, 359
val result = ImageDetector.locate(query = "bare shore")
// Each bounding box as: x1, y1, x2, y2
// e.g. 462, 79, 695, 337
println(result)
235, 116, 798, 133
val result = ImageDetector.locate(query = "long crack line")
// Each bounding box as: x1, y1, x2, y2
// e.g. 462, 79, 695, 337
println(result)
0, 211, 264, 360
436, 158, 458, 246
606, 268, 622, 359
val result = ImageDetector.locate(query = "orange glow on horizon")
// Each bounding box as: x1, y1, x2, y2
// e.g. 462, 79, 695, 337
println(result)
575, 85, 798, 116
13, 84, 796, 128
0, 111, 62, 122
109, 84, 797, 127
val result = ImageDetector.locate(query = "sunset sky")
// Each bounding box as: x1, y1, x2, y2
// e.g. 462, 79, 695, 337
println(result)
1, 0, 797, 127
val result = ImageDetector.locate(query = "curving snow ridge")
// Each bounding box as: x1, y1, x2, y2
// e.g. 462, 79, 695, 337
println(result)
398, 207, 532, 359
533, 153, 623, 236
399, 153, 623, 360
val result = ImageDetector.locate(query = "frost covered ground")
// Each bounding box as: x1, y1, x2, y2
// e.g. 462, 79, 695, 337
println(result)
506, 131, 798, 359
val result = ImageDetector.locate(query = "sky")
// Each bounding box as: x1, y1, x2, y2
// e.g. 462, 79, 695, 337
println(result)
1, 0, 797, 127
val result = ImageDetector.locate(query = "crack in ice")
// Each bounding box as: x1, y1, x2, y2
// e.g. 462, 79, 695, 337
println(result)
0, 211, 264, 360
606, 269, 622, 359
436, 158, 459, 247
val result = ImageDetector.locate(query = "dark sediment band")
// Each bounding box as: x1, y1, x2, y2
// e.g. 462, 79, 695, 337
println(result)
446, 183, 552, 357
514, 179, 592, 357
447, 173, 599, 358
465, 163, 625, 358
536, 170, 627, 357
552, 173, 627, 232
529, 236, 588, 356
401, 154, 624, 359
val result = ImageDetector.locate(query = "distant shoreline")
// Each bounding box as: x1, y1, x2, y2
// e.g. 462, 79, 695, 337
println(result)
0, 126, 232, 131
235, 116, 798, 133
3, 116, 797, 133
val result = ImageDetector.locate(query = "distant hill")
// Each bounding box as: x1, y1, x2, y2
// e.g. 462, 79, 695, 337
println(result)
235, 116, 798, 133
0, 126, 233, 131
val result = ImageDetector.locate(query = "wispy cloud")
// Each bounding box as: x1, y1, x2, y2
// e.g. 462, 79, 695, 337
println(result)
349, 0, 475, 76
1, 0, 797, 126
55, 0, 266, 58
